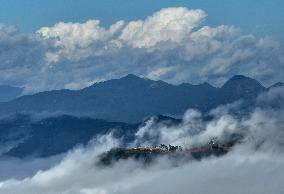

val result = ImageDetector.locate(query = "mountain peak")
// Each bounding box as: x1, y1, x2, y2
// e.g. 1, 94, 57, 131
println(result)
121, 74, 143, 80
222, 75, 264, 89
221, 75, 266, 101
227, 75, 250, 82
117, 74, 153, 86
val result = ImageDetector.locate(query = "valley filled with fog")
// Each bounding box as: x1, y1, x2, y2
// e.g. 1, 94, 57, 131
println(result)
0, 85, 283, 194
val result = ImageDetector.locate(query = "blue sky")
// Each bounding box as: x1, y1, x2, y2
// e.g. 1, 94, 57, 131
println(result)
0, 0, 284, 42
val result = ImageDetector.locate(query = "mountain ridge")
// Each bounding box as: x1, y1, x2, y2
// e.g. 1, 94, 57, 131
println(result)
0, 74, 281, 123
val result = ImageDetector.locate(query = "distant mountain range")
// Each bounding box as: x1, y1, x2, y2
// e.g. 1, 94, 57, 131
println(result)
0, 74, 282, 123
0, 85, 23, 102
0, 74, 282, 158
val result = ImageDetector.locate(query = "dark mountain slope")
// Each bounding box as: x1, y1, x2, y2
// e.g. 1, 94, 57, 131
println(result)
220, 75, 266, 103
0, 74, 273, 123
0, 114, 138, 158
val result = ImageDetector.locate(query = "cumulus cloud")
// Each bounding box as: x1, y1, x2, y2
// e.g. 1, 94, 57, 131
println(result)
38, 20, 125, 62
0, 7, 283, 93
119, 7, 206, 48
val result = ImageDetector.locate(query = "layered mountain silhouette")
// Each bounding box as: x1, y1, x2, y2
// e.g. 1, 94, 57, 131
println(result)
0, 74, 280, 123
0, 75, 282, 158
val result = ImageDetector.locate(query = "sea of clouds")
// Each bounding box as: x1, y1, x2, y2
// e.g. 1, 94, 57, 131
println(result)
0, 86, 283, 194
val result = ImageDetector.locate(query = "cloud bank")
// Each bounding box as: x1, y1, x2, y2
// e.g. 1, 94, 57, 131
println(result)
0, 87, 283, 194
0, 7, 283, 93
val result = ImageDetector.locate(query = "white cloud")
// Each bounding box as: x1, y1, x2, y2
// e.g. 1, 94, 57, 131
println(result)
120, 7, 206, 48
38, 20, 125, 62
0, 7, 283, 93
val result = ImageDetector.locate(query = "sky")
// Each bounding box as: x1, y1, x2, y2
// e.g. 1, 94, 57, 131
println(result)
0, 0, 283, 93
0, 0, 284, 41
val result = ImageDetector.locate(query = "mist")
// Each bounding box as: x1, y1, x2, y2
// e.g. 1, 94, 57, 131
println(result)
0, 87, 283, 194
